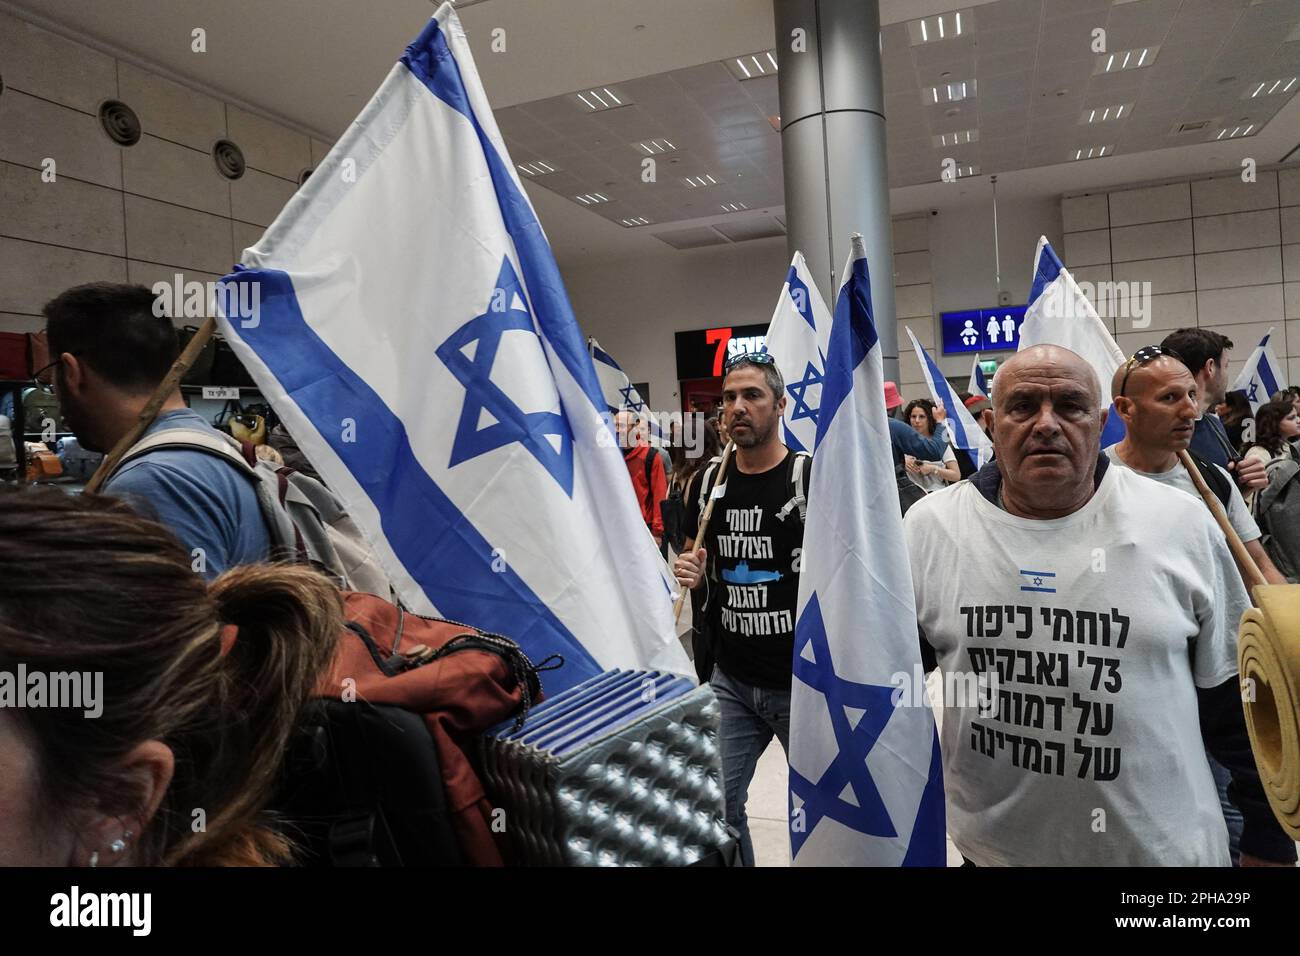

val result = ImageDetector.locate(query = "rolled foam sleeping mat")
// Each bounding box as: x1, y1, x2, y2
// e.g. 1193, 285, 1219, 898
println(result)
1238, 584, 1300, 839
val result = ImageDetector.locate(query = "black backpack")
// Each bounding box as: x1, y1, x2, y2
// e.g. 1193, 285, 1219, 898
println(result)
1252, 451, 1300, 581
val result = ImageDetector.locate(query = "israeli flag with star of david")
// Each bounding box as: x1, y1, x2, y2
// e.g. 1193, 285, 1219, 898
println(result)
589, 337, 662, 445
212, 4, 690, 694
905, 327, 993, 469
788, 235, 946, 866
968, 354, 989, 400
1231, 327, 1287, 413
764, 251, 832, 454
1021, 236, 1126, 447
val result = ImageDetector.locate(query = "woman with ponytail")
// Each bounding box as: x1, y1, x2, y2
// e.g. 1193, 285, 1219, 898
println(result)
0, 488, 341, 866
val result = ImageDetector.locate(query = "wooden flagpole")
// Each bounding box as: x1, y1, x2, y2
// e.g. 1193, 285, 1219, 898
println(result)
673, 440, 736, 623
83, 316, 219, 494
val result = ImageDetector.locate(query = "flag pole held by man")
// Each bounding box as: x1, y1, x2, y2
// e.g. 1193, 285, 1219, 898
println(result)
213, 3, 689, 694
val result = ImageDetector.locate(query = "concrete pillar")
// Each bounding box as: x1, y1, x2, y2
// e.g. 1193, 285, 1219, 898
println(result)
774, 0, 898, 380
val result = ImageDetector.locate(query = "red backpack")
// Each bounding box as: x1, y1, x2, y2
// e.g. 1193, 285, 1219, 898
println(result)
277, 591, 549, 866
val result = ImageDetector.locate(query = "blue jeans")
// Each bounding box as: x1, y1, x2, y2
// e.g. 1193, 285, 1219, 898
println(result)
1208, 754, 1243, 866
710, 665, 791, 867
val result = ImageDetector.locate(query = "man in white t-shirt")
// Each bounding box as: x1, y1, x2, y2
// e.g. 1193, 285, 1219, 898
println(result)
1105, 345, 1286, 588
904, 344, 1295, 866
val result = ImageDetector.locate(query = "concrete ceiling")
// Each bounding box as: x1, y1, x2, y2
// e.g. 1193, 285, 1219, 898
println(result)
8, 0, 1300, 267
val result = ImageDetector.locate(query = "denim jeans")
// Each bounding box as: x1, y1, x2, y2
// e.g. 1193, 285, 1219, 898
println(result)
1208, 754, 1243, 866
709, 664, 791, 867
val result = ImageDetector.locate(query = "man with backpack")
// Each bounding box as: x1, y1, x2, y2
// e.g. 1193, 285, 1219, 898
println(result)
614, 410, 668, 551
1104, 345, 1285, 866
673, 352, 807, 866
44, 283, 270, 578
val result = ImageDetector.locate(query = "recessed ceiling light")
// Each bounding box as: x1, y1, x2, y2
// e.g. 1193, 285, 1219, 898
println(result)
574, 193, 610, 204
1080, 102, 1133, 124
516, 161, 557, 177
720, 202, 749, 212
908, 9, 969, 45
1094, 46, 1157, 74
926, 78, 976, 104
575, 87, 630, 112
635, 138, 677, 154
723, 49, 780, 81
683, 174, 719, 188
1215, 124, 1257, 140
620, 216, 652, 227
1071, 144, 1114, 160
932, 128, 979, 147
1246, 76, 1298, 98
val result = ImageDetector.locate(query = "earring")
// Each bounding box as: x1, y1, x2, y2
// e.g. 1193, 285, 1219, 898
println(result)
89, 851, 99, 868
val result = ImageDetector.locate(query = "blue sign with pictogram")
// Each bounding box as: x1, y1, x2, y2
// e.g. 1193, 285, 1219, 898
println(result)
940, 305, 1028, 355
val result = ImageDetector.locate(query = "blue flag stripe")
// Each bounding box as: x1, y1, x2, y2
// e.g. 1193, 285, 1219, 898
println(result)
400, 20, 607, 420
816, 255, 877, 448
224, 267, 602, 688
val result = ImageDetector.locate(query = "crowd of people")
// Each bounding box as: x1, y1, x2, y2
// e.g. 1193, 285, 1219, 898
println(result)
2, 280, 1296, 868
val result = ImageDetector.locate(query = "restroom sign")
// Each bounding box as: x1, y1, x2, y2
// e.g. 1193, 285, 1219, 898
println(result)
940, 305, 1027, 354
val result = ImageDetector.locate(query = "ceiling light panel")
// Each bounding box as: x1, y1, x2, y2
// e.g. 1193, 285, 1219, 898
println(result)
1080, 102, 1134, 124
932, 128, 980, 147
634, 138, 677, 154
723, 50, 780, 81
515, 161, 558, 176
1245, 77, 1298, 98
926, 79, 977, 104
620, 217, 653, 227
682, 174, 720, 188
574, 193, 611, 204
1214, 124, 1257, 140
907, 9, 970, 45
575, 87, 631, 112
1094, 46, 1159, 74
1070, 144, 1115, 160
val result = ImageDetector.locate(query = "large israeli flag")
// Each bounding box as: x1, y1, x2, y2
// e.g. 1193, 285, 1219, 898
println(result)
905, 328, 993, 469
764, 251, 832, 454
1020, 237, 1126, 446
1231, 328, 1287, 413
589, 337, 662, 444
214, 5, 690, 693
788, 235, 946, 866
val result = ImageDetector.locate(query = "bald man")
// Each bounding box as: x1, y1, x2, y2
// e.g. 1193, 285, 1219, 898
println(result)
904, 345, 1295, 866
1106, 348, 1285, 589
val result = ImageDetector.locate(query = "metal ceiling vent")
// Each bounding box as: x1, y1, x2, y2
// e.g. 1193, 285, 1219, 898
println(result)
99, 100, 141, 146
213, 139, 246, 180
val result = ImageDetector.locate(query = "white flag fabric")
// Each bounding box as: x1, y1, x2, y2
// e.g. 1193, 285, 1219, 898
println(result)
590, 336, 662, 445
214, 4, 690, 694
788, 235, 946, 866
764, 251, 833, 454
1231, 328, 1287, 413
905, 328, 994, 469
1020, 236, 1126, 446
968, 355, 989, 400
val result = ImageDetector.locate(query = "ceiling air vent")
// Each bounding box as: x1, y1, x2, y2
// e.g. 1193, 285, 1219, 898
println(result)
213, 140, 246, 180
99, 100, 141, 146
1175, 120, 1212, 134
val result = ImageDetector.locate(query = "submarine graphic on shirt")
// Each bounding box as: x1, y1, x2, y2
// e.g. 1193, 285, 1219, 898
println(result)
721, 561, 783, 585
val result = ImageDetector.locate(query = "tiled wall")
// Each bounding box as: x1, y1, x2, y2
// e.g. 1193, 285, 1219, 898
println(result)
0, 9, 333, 334
1062, 166, 1300, 386
892, 214, 934, 399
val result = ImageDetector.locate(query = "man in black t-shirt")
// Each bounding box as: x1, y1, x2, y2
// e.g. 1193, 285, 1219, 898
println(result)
675, 352, 807, 866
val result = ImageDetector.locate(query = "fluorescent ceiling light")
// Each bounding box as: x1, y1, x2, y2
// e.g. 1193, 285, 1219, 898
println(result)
1095, 47, 1157, 74
575, 87, 630, 112
724, 50, 780, 81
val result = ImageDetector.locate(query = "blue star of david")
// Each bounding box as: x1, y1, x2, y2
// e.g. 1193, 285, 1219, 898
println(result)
1247, 380, 1260, 404
787, 353, 825, 425
789, 594, 899, 857
435, 257, 575, 496
619, 384, 644, 412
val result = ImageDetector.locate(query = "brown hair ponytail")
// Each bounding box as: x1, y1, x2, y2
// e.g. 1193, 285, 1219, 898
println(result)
0, 488, 341, 866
